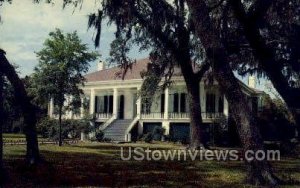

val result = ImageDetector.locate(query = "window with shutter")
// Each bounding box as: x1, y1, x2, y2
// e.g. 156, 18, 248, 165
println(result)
104, 95, 108, 113
95, 96, 98, 113
161, 94, 165, 113
218, 96, 224, 113
206, 93, 216, 113
173, 93, 179, 113
180, 93, 186, 113
109, 95, 113, 114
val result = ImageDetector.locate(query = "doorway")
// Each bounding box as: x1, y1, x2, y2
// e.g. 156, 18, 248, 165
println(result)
118, 95, 125, 119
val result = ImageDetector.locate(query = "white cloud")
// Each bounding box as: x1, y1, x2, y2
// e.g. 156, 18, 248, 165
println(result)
0, 0, 147, 76
0, 0, 112, 76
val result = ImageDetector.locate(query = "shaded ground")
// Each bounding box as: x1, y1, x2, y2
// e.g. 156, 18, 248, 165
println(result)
2, 140, 300, 187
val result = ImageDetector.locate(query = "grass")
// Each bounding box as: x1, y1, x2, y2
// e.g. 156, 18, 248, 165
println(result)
2, 138, 300, 187
3, 133, 47, 142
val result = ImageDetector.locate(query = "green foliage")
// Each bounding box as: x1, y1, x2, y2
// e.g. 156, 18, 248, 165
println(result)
2, 77, 22, 132
23, 75, 49, 111
95, 131, 104, 142
259, 94, 296, 141
143, 132, 153, 143
37, 117, 91, 140
33, 28, 99, 114
142, 126, 165, 143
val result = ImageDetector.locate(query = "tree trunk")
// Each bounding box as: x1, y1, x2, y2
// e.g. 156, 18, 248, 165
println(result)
212, 50, 279, 185
0, 49, 40, 164
58, 104, 63, 146
186, 80, 206, 149
0, 73, 5, 185
186, 0, 279, 185
176, 26, 207, 149
176, 48, 206, 149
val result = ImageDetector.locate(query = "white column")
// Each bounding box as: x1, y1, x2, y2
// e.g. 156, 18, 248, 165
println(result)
162, 121, 170, 135
164, 87, 169, 119
113, 88, 118, 118
90, 89, 95, 115
136, 88, 141, 118
224, 95, 229, 116
80, 132, 85, 141
49, 98, 54, 118
80, 97, 85, 118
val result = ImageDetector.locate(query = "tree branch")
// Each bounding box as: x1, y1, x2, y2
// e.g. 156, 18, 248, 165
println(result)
248, 0, 273, 23
195, 62, 210, 81
209, 0, 225, 12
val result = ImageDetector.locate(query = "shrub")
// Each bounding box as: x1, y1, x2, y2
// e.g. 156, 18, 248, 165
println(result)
143, 132, 153, 143
95, 131, 104, 142
152, 126, 165, 141
37, 117, 91, 140
140, 126, 166, 143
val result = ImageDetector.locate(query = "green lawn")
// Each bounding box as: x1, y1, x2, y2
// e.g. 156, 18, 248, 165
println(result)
2, 139, 300, 187
3, 133, 47, 142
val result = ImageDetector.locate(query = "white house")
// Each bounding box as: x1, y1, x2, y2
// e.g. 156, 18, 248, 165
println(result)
48, 58, 264, 143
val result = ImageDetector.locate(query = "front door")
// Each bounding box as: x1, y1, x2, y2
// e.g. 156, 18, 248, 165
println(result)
119, 95, 125, 119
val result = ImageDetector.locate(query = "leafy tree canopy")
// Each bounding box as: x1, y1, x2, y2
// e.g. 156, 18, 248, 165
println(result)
33, 28, 99, 108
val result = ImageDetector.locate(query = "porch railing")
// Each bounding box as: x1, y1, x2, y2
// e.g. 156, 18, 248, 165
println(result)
168, 112, 189, 119
168, 112, 226, 119
95, 113, 113, 119
201, 112, 225, 119
141, 112, 164, 119
140, 112, 226, 120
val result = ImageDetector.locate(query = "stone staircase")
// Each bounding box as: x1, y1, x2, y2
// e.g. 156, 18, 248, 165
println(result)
103, 119, 133, 142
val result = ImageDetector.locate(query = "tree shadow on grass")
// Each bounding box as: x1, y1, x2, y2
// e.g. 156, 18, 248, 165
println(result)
3, 149, 250, 187
3, 144, 300, 187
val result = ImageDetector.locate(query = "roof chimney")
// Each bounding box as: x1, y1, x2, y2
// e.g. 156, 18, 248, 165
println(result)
248, 75, 256, 88
97, 61, 106, 71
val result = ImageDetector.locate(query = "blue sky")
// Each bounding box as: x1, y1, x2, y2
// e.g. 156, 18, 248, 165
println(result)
0, 0, 275, 94
0, 0, 147, 76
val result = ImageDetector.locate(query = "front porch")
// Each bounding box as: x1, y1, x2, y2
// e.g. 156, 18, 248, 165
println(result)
81, 83, 229, 122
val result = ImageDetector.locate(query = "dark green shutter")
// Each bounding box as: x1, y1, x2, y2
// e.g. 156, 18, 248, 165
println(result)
161, 94, 165, 113
109, 95, 113, 113
95, 96, 98, 113
104, 96, 108, 113
180, 93, 186, 113
174, 93, 179, 113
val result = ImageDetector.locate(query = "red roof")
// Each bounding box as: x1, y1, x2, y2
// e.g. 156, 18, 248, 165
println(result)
84, 57, 263, 95
85, 58, 149, 82
85, 58, 184, 82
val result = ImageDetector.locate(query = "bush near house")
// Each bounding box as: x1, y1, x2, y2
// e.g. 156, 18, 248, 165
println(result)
142, 126, 165, 143
258, 96, 296, 142
37, 117, 91, 140
95, 131, 105, 142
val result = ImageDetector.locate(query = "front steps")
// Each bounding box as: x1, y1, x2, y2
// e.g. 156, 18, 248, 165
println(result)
103, 119, 133, 142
